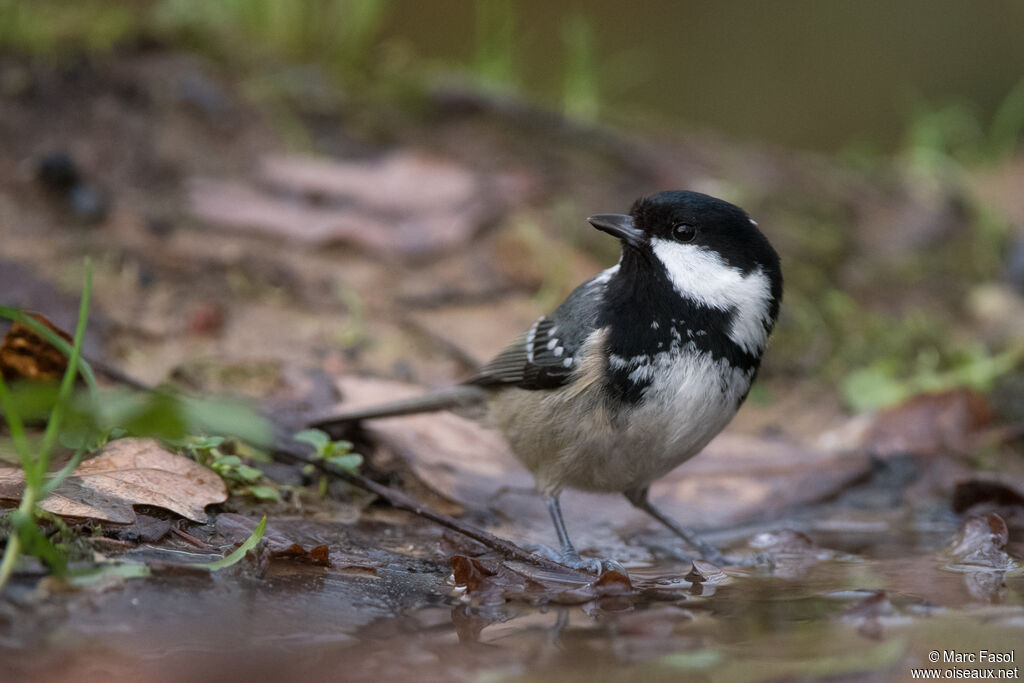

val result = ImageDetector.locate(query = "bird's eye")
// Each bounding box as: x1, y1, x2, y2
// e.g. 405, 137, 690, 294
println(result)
673, 223, 697, 242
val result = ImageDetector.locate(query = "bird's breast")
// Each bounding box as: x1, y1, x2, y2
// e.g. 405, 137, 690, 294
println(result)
490, 345, 753, 495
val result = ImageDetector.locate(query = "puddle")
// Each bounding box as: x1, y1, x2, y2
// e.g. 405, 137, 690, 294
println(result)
2, 514, 1022, 683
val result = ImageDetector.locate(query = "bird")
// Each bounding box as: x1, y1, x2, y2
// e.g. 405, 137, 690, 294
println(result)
313, 190, 783, 571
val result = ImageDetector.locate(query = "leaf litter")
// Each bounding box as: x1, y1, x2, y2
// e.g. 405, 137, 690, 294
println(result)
188, 152, 519, 259
0, 437, 226, 524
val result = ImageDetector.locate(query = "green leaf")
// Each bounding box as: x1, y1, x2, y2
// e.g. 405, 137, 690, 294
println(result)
180, 397, 273, 448
325, 453, 363, 471
91, 389, 189, 442
212, 454, 242, 469
190, 435, 225, 451
233, 464, 265, 483
841, 365, 908, 412
293, 428, 330, 453
246, 486, 281, 501
195, 516, 266, 571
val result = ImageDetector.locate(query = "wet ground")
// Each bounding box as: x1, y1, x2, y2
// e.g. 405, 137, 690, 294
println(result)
3, 511, 1022, 683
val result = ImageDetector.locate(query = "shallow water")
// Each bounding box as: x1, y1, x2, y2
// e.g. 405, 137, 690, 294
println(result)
3, 513, 1021, 683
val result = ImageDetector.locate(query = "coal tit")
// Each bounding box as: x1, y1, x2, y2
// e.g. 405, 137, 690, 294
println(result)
316, 191, 782, 570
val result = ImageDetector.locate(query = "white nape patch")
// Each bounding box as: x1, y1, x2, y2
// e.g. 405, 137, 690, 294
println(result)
749, 218, 758, 227
650, 238, 773, 354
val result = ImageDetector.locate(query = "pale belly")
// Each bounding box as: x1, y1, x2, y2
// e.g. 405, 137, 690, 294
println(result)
489, 351, 753, 495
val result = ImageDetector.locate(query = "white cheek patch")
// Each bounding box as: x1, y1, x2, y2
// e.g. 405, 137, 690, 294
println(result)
650, 238, 774, 354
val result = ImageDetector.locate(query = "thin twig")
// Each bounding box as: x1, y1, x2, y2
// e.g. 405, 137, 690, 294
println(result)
170, 526, 214, 550
85, 357, 154, 393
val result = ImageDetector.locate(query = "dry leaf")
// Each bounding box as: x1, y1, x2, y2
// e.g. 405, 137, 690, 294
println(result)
0, 312, 72, 382
946, 513, 1020, 571
187, 152, 513, 259
0, 438, 227, 523
862, 388, 993, 457
259, 153, 477, 214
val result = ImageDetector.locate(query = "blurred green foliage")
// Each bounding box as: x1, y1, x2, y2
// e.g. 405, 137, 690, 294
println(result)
904, 78, 1024, 173
842, 345, 1024, 412
152, 0, 391, 79
472, 0, 517, 91
0, 0, 135, 56
561, 14, 599, 121
0, 0, 603, 120
0, 0, 390, 79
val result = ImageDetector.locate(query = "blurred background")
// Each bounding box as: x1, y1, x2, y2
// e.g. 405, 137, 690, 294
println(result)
2, 0, 1024, 422
4, 3, 1024, 680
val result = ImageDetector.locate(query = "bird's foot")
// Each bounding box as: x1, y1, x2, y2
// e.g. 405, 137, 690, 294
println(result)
526, 544, 623, 575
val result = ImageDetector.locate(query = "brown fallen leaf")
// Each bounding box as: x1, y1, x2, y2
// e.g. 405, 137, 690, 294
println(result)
188, 152, 514, 259
862, 388, 993, 457
0, 438, 227, 523
946, 513, 1020, 571
259, 153, 477, 215
0, 312, 72, 383
272, 542, 332, 567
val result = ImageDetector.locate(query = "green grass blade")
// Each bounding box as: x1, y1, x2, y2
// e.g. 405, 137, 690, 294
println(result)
68, 562, 151, 586
0, 373, 31, 468
40, 446, 88, 496
195, 516, 266, 571
36, 259, 92, 473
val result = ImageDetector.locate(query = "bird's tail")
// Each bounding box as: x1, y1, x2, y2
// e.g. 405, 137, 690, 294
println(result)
309, 384, 487, 428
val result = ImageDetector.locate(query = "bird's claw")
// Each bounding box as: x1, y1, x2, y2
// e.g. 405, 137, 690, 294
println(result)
527, 544, 621, 575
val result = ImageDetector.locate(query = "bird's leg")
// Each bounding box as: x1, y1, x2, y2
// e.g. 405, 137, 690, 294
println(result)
546, 494, 582, 562
625, 488, 728, 566
527, 494, 605, 573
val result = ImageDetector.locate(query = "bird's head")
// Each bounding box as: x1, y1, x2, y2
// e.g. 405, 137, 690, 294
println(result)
589, 190, 782, 354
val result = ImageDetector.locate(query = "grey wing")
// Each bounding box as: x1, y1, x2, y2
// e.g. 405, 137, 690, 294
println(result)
467, 271, 608, 391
